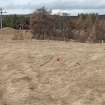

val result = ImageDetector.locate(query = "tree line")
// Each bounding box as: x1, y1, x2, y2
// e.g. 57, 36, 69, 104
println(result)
2, 15, 30, 29
30, 7, 105, 43
1, 7, 105, 43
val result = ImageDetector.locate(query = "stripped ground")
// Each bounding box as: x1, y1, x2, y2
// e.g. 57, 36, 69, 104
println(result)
0, 40, 105, 105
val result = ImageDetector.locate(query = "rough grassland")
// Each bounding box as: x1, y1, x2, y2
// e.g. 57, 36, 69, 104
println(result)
0, 40, 105, 105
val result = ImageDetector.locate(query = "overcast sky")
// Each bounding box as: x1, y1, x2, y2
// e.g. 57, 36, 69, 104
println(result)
1, 0, 105, 15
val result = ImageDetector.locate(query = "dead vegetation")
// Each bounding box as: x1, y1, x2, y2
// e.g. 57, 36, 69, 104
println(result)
0, 40, 105, 105
30, 8, 105, 43
0, 27, 32, 40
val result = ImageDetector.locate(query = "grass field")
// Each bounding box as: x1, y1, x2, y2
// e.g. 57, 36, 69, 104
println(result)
0, 40, 105, 105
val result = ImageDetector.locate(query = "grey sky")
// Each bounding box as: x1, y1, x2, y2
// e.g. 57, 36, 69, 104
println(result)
1, 0, 105, 15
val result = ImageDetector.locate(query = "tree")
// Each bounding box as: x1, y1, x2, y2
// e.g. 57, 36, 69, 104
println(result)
30, 7, 54, 40
3, 15, 30, 29
77, 13, 97, 31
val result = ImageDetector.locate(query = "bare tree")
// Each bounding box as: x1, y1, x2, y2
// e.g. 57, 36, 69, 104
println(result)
30, 7, 54, 40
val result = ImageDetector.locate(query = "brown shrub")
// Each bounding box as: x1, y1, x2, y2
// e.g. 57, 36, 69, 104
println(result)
79, 30, 89, 43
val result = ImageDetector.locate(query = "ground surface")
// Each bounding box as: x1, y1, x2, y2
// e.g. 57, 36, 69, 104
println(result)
0, 40, 105, 105
0, 28, 32, 40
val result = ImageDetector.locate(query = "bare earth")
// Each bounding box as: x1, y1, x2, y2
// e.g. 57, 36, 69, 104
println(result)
0, 40, 105, 105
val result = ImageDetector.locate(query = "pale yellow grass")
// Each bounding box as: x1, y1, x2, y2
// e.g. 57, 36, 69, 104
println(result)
0, 40, 105, 105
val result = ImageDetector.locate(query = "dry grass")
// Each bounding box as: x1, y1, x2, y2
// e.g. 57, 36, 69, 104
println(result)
0, 40, 105, 105
0, 28, 33, 40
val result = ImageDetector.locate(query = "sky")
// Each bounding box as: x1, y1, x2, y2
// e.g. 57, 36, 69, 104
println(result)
1, 0, 105, 15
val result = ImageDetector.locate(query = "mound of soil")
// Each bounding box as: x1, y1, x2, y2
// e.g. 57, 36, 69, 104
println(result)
0, 27, 33, 40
